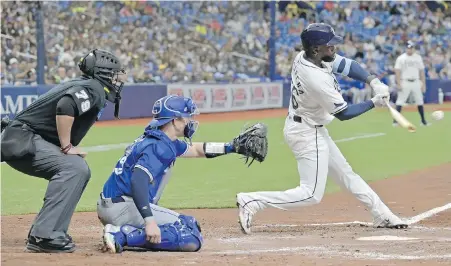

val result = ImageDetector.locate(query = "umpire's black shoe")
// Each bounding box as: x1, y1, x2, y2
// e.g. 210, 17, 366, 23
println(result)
26, 236, 76, 253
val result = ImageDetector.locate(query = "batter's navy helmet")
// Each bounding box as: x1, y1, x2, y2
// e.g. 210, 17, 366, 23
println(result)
300, 23, 343, 47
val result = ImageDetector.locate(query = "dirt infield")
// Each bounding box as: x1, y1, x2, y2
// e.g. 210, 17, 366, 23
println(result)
2, 106, 450, 265
1, 163, 450, 266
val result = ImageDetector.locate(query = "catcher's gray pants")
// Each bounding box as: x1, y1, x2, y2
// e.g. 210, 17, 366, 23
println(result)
97, 193, 180, 227
6, 134, 91, 240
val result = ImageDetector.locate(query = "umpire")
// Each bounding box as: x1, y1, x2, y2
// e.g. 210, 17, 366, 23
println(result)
1, 49, 125, 253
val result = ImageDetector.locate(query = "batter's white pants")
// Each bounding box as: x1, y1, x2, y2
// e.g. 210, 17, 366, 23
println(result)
239, 115, 394, 220
395, 80, 424, 106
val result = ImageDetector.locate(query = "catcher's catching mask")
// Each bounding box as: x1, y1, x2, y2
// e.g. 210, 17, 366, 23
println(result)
183, 119, 199, 142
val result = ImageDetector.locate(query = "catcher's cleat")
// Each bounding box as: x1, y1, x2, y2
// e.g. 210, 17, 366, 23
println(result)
102, 224, 124, 253
373, 214, 408, 229
236, 193, 254, 234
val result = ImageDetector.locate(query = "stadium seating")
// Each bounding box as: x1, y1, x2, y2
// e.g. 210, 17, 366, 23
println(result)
1, 1, 450, 86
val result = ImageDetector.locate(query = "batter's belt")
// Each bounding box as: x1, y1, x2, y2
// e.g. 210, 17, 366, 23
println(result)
287, 113, 324, 128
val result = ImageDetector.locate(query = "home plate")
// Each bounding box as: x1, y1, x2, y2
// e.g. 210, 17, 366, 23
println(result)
357, 235, 419, 241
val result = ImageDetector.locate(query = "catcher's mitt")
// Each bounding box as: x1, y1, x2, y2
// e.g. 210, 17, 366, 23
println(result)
232, 123, 268, 167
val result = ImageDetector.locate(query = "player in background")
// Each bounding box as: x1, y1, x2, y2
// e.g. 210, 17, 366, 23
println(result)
99, 95, 267, 253
349, 78, 366, 104
1, 49, 125, 253
236, 23, 408, 235
393, 40, 430, 126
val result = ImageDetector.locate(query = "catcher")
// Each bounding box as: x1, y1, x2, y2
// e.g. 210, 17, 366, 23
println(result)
98, 95, 267, 253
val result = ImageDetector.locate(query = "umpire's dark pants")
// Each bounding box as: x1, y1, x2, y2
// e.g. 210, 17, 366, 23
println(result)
6, 134, 91, 240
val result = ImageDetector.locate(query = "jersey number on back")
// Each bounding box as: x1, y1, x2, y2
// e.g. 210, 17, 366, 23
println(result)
74, 90, 91, 113
291, 83, 304, 110
113, 135, 145, 175
114, 155, 127, 175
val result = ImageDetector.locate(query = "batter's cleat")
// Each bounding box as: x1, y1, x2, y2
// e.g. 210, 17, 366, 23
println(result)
102, 224, 124, 253
373, 215, 408, 229
236, 193, 254, 234
26, 235, 76, 253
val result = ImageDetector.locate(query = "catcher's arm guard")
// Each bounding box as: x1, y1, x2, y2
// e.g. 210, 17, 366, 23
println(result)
231, 123, 268, 167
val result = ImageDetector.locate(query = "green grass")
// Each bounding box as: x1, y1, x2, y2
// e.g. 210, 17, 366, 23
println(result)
1, 110, 450, 215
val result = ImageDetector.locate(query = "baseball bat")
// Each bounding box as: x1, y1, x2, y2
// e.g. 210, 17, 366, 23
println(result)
384, 99, 416, 132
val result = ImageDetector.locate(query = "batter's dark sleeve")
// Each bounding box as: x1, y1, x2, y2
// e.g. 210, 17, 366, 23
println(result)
131, 167, 154, 219
65, 86, 102, 116
334, 100, 374, 121
56, 95, 79, 117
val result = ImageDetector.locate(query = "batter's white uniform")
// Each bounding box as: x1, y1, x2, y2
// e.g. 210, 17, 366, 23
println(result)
238, 51, 397, 223
394, 53, 425, 106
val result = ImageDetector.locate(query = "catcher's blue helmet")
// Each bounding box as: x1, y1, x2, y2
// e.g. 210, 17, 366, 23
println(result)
148, 95, 199, 140
301, 23, 343, 47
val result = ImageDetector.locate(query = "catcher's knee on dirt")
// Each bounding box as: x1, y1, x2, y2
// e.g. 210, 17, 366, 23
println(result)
119, 215, 203, 252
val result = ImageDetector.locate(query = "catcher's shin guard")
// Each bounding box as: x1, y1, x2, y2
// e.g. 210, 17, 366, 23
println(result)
117, 215, 203, 252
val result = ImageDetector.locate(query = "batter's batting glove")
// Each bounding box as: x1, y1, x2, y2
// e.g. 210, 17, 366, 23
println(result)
371, 92, 390, 107
231, 123, 268, 167
370, 78, 390, 100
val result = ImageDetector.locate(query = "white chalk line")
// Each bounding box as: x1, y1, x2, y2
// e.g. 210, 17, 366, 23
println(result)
0, 143, 131, 165
82, 142, 130, 152
305, 221, 372, 227
214, 188, 450, 261
242, 202, 451, 231
85, 132, 386, 152
278, 132, 386, 145
406, 202, 451, 224
83, 132, 389, 153
209, 246, 451, 260
301, 202, 451, 227
217, 235, 297, 243
335, 132, 386, 143
1, 132, 386, 166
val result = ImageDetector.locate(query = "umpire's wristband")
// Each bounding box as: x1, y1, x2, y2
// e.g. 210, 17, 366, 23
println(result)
61, 143, 73, 154
203, 142, 235, 158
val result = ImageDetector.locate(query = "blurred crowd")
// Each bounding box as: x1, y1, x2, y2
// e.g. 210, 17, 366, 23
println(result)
1, 1, 451, 87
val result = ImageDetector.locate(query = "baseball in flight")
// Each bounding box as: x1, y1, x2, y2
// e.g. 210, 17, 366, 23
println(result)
431, 110, 444, 121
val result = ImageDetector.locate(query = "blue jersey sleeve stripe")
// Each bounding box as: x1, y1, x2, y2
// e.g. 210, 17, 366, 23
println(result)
135, 165, 154, 182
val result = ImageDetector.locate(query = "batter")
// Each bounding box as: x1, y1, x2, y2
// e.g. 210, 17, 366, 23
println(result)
236, 23, 408, 234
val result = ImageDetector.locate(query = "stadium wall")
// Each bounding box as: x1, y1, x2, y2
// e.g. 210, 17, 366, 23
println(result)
1, 80, 449, 121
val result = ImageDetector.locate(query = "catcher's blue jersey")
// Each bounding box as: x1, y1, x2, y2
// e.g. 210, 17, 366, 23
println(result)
102, 127, 188, 204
